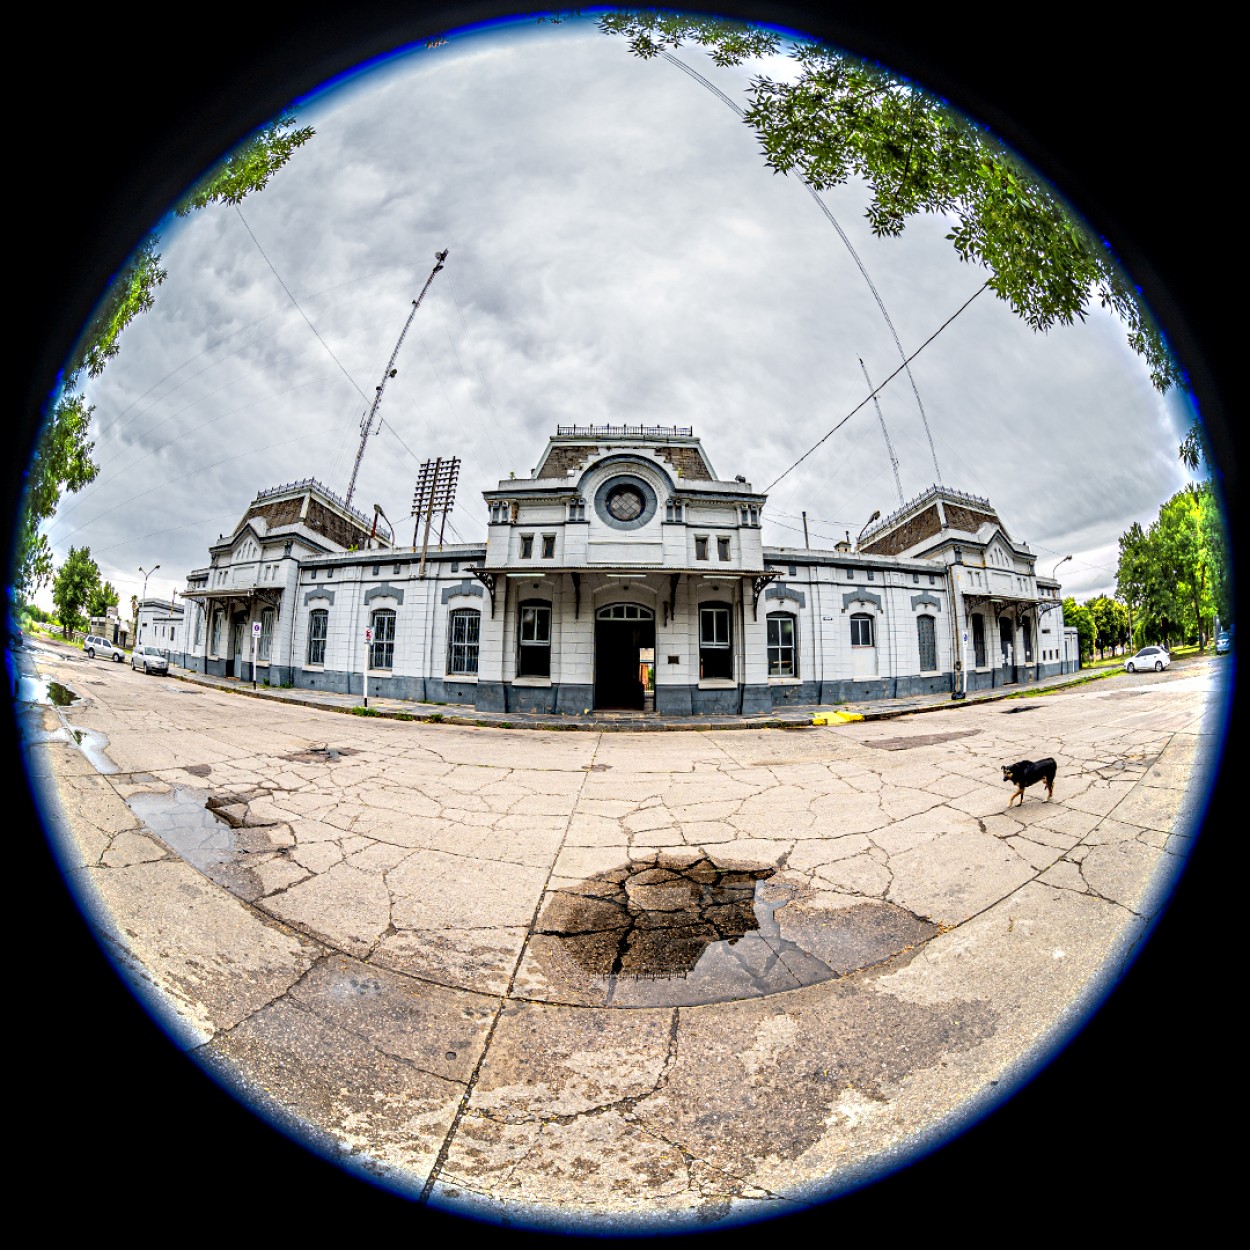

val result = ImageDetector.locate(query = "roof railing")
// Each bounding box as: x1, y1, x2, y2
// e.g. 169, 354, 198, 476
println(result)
554, 424, 694, 438
860, 483, 995, 541
253, 478, 374, 529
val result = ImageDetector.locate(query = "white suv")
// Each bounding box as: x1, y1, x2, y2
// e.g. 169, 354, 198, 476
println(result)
84, 634, 125, 662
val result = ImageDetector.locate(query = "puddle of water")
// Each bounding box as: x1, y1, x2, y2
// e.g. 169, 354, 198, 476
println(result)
530, 855, 936, 1007
125, 787, 268, 901
15, 675, 80, 706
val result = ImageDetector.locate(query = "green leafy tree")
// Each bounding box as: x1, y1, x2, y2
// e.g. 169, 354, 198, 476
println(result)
87, 579, 120, 620
15, 115, 314, 599
1063, 596, 1095, 663
52, 547, 102, 638
597, 12, 1182, 396
1086, 595, 1121, 659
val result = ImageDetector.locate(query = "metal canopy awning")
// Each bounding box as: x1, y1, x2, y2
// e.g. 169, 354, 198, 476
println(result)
465, 566, 779, 620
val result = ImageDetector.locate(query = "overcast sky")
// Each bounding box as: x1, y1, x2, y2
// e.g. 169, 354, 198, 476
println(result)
37, 15, 1198, 611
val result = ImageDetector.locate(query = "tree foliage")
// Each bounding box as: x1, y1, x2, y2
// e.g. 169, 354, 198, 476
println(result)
1115, 483, 1228, 648
52, 546, 102, 636
16, 116, 314, 600
597, 11, 1185, 392
1062, 597, 1095, 662
88, 579, 119, 620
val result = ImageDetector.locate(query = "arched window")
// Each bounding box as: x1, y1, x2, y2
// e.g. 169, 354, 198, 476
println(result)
917, 614, 937, 672
518, 600, 551, 677
448, 609, 481, 676
306, 610, 328, 665
370, 609, 396, 670
850, 613, 874, 648
699, 602, 733, 680
767, 613, 797, 677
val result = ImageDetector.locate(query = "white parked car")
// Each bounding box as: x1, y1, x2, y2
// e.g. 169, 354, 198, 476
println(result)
131, 645, 169, 675
1124, 646, 1170, 673
84, 634, 125, 662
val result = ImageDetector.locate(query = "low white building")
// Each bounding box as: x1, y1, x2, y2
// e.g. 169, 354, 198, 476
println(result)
172, 427, 1077, 712
135, 597, 183, 654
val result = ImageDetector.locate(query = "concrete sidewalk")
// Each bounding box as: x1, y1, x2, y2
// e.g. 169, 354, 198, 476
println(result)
162, 657, 1122, 729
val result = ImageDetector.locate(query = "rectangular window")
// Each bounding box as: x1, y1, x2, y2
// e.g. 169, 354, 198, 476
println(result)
850, 614, 874, 647
306, 610, 327, 666
371, 564, 380, 577
717, 536, 731, 561
695, 536, 709, 561
518, 603, 551, 677
370, 611, 396, 670
972, 614, 987, 667
917, 615, 937, 671
866, 569, 874, 581
520, 535, 534, 559
699, 606, 733, 679
448, 610, 480, 675
542, 535, 555, 559
767, 615, 796, 677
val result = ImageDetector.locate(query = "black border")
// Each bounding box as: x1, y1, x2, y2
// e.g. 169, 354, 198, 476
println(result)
11, 2, 1239, 1239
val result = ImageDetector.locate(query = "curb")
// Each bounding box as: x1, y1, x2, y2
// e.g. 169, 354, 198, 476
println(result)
160, 663, 1132, 731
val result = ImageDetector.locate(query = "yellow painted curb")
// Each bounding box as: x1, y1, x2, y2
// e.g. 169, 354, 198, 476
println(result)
812, 710, 863, 725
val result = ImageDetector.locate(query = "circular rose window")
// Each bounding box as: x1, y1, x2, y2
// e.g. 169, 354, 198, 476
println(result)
606, 484, 644, 521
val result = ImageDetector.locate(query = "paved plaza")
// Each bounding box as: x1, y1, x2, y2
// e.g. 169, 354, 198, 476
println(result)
15, 638, 1229, 1233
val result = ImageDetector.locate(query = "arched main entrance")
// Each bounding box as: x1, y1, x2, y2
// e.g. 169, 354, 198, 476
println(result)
594, 604, 655, 710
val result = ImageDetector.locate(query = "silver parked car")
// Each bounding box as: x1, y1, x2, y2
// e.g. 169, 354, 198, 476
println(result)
1124, 645, 1170, 673
84, 633, 125, 662
131, 645, 169, 675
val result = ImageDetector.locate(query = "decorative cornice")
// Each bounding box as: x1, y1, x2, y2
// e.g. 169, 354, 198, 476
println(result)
910, 593, 942, 612
303, 588, 336, 605
765, 584, 806, 608
440, 580, 484, 604
364, 582, 406, 605
842, 589, 883, 611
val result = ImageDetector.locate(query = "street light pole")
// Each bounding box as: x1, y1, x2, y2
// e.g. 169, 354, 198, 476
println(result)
138, 564, 160, 645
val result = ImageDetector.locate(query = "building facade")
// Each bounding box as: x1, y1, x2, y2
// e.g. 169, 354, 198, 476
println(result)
173, 427, 1078, 712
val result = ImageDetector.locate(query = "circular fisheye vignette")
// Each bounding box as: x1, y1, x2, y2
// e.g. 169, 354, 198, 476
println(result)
14, 6, 1233, 1237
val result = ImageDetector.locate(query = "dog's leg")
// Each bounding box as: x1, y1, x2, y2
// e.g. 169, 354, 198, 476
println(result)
1045, 777, 1054, 800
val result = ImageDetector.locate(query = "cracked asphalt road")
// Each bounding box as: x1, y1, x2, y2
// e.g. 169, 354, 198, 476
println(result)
15, 640, 1229, 1233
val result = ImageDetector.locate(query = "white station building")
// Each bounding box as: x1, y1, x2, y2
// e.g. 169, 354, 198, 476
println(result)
173, 425, 1077, 714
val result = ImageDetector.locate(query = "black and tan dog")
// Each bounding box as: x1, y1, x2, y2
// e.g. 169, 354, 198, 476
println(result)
1001, 758, 1056, 807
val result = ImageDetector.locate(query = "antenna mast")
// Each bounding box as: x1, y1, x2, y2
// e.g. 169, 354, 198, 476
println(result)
859, 357, 905, 508
344, 249, 449, 509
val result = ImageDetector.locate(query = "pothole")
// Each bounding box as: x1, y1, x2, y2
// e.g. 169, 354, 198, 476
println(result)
864, 729, 982, 749
125, 787, 279, 901
283, 745, 361, 763
526, 855, 937, 1007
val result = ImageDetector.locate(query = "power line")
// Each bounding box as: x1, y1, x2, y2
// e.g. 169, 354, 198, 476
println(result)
235, 207, 370, 405
765, 282, 989, 494
659, 49, 943, 486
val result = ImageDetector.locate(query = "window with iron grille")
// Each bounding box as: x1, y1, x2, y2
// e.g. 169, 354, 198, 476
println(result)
448, 609, 480, 675
917, 614, 937, 671
306, 610, 327, 665
972, 614, 986, 667
518, 601, 551, 677
850, 613, 874, 647
259, 608, 275, 661
370, 610, 396, 670
767, 614, 797, 677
